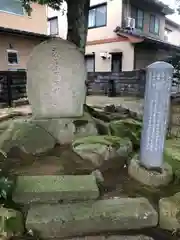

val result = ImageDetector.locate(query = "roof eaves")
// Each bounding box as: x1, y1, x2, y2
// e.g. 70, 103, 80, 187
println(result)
0, 26, 50, 39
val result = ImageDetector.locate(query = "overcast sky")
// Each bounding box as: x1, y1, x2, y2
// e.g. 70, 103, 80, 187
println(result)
162, 0, 180, 22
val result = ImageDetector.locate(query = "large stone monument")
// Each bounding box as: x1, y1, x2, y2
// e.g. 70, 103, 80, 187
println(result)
128, 62, 174, 187
27, 38, 86, 119
25, 38, 98, 144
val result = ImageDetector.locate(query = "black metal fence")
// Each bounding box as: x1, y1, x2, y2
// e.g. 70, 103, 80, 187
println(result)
1, 69, 179, 108
0, 71, 27, 107
87, 70, 146, 97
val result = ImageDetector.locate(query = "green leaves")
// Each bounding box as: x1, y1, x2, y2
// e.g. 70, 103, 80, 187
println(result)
21, 0, 63, 10
21, 0, 63, 15
0, 176, 15, 201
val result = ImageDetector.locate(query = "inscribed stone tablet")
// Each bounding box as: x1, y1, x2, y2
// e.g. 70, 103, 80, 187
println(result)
27, 38, 86, 119
140, 61, 173, 169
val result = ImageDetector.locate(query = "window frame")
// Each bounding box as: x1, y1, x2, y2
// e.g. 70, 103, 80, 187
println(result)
0, 0, 25, 16
7, 49, 19, 66
131, 6, 144, 30
149, 14, 160, 35
88, 3, 107, 29
48, 16, 59, 36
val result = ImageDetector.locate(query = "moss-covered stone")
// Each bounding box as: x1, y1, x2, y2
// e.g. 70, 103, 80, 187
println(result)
164, 139, 180, 175
93, 118, 111, 135
72, 136, 132, 168
26, 198, 158, 239
109, 119, 142, 148
0, 207, 24, 238
33, 112, 98, 144
159, 193, 180, 232
0, 119, 56, 155
73, 135, 128, 149
13, 175, 99, 204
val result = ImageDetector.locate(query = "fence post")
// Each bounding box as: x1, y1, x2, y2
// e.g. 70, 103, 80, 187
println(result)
7, 72, 12, 107
140, 61, 174, 169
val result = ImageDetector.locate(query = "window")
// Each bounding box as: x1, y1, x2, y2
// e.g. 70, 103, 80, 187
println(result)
7, 50, 19, 65
0, 0, 24, 15
149, 15, 160, 35
131, 6, 144, 30
85, 55, 95, 72
88, 4, 107, 28
164, 28, 172, 41
48, 16, 59, 36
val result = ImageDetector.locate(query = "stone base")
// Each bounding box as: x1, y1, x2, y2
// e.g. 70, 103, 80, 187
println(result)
128, 157, 173, 187
33, 112, 98, 144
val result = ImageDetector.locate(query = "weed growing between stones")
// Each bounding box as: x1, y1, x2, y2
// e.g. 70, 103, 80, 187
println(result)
0, 151, 16, 206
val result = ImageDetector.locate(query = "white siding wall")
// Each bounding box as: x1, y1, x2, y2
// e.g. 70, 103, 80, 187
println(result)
47, 1, 67, 39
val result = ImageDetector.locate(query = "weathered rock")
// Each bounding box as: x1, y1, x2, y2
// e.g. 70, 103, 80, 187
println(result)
32, 112, 98, 144
159, 192, 180, 231
72, 136, 132, 168
0, 207, 24, 238
91, 170, 104, 184
164, 139, 180, 174
0, 119, 13, 132
84, 105, 110, 122
93, 118, 110, 135
26, 198, 158, 239
27, 38, 86, 119
168, 125, 180, 138
104, 104, 117, 113
0, 119, 56, 155
0, 112, 98, 150
128, 157, 173, 187
13, 175, 99, 204
109, 119, 142, 148
104, 105, 131, 121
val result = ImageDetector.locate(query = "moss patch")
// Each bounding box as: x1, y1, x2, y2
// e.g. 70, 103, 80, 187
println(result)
164, 139, 180, 173
109, 119, 142, 149
72, 135, 130, 150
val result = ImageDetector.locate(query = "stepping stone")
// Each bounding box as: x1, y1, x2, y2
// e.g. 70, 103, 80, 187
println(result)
13, 175, 99, 204
26, 198, 158, 239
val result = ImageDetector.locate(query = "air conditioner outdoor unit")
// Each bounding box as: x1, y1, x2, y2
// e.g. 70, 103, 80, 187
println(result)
125, 17, 135, 29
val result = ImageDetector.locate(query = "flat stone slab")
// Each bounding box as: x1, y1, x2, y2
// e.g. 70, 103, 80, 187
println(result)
26, 198, 158, 238
13, 175, 99, 204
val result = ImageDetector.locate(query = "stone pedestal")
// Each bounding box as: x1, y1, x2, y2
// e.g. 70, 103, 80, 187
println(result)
128, 157, 173, 187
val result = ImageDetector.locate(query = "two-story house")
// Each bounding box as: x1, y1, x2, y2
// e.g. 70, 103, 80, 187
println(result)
86, 0, 180, 72
165, 17, 180, 45
0, 1, 49, 71
47, 0, 180, 72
